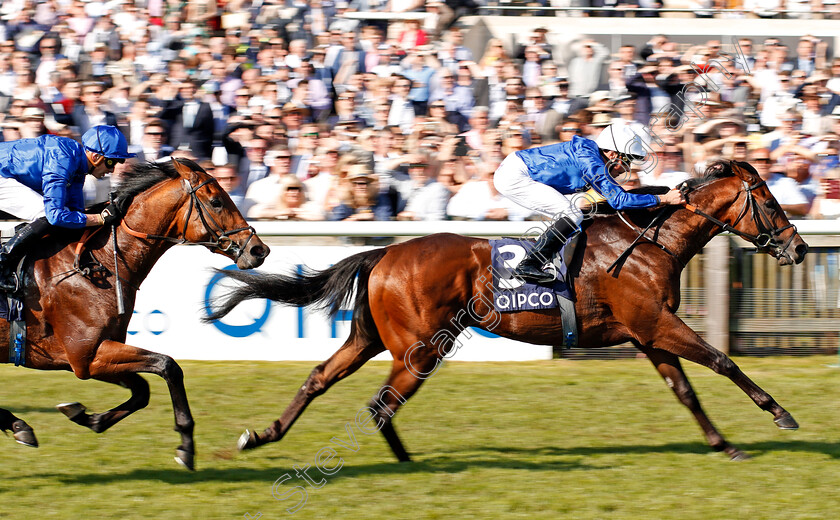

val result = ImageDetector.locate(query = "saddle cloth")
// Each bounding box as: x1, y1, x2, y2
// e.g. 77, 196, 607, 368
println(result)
489, 238, 574, 313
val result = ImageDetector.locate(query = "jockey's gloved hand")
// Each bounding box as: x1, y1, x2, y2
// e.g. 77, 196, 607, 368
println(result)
113, 195, 131, 215
100, 205, 121, 226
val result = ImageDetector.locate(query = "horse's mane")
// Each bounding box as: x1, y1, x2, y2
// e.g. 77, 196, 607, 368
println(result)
86, 158, 205, 213
682, 159, 740, 190
590, 159, 745, 221
41, 159, 204, 252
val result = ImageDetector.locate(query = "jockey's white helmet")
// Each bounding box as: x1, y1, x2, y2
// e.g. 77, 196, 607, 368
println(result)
594, 121, 650, 160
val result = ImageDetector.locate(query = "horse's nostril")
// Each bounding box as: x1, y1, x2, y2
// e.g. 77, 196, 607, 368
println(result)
795, 243, 808, 259
250, 245, 268, 259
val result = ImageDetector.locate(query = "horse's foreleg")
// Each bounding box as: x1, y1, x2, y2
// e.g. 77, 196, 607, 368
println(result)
637, 344, 748, 460
57, 373, 150, 433
0, 407, 37, 447
651, 313, 797, 430
242, 336, 385, 451
73, 340, 195, 470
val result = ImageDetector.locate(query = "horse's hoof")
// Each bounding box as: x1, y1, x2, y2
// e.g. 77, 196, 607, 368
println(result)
774, 412, 799, 430
729, 450, 750, 461
237, 429, 258, 451
175, 448, 195, 471
11, 420, 38, 448
57, 402, 87, 420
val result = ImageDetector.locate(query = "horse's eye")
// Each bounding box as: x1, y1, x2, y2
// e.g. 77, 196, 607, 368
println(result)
210, 198, 223, 209
764, 199, 777, 211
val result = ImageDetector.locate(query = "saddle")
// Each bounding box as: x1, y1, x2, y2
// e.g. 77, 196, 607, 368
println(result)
0, 223, 114, 368
489, 234, 582, 348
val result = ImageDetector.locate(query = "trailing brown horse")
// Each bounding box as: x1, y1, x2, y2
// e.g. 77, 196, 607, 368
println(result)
208, 160, 807, 461
0, 158, 269, 470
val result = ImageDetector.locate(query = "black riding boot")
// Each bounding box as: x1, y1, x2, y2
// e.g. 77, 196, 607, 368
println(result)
513, 215, 580, 285
0, 217, 53, 292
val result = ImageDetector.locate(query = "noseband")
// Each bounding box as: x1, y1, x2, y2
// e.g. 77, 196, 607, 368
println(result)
120, 177, 257, 261
681, 178, 797, 258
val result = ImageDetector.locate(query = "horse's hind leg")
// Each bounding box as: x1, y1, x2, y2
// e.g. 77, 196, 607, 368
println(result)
638, 344, 748, 460
652, 313, 797, 430
367, 353, 442, 463
57, 373, 150, 433
0, 407, 37, 447
241, 335, 385, 451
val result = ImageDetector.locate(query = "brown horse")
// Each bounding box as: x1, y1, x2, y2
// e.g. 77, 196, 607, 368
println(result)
0, 158, 269, 470
208, 160, 807, 461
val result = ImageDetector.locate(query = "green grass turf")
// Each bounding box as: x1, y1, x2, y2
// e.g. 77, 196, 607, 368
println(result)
2, 356, 840, 519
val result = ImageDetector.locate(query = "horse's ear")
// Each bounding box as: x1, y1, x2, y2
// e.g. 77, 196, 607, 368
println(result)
170, 157, 201, 183
732, 160, 760, 180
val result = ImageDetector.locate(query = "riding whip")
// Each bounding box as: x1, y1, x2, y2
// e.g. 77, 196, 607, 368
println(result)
110, 193, 125, 315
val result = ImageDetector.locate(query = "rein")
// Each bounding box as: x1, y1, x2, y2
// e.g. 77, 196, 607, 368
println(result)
55, 176, 256, 287
607, 176, 797, 276
682, 178, 797, 257
607, 207, 683, 275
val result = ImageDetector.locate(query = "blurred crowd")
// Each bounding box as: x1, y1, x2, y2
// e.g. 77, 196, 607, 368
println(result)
493, 1, 840, 20
1, 0, 839, 222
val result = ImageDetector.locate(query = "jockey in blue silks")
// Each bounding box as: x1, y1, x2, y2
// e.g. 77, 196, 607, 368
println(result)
493, 121, 685, 284
0, 125, 135, 291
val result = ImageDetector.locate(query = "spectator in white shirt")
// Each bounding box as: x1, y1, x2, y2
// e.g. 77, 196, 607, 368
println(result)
245, 146, 294, 215
567, 40, 610, 99
387, 75, 416, 134
397, 152, 450, 221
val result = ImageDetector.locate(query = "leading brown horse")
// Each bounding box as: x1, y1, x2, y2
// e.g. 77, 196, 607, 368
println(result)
208, 160, 807, 461
0, 158, 269, 470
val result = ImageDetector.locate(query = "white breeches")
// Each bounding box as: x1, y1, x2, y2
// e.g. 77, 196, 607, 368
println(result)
0, 177, 46, 221
492, 153, 584, 224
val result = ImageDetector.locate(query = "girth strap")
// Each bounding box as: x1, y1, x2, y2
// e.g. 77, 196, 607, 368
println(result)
9, 316, 24, 366
556, 294, 578, 348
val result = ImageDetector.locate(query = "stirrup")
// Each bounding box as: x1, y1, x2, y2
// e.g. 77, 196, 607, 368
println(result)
514, 263, 557, 284
0, 272, 20, 293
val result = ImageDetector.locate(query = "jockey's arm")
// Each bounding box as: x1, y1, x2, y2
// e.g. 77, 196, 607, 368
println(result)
658, 189, 685, 205
66, 178, 86, 213
578, 144, 659, 210
41, 173, 89, 229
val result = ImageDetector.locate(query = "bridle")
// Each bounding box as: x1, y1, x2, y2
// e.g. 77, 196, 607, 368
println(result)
119, 177, 257, 261
608, 173, 798, 276
681, 177, 798, 259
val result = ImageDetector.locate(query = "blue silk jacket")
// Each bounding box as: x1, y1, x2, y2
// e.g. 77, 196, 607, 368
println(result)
514, 135, 658, 210
0, 135, 89, 228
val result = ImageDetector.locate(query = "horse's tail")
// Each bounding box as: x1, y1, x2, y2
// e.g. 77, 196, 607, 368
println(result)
203, 248, 389, 325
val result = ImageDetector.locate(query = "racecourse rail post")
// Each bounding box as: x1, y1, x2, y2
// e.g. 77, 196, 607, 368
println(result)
704, 236, 730, 354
